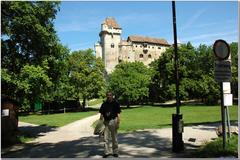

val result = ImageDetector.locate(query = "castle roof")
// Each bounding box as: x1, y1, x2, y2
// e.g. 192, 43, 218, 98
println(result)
127, 35, 170, 46
103, 17, 121, 29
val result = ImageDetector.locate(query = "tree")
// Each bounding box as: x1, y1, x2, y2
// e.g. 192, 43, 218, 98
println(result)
229, 42, 238, 99
1, 1, 69, 110
108, 62, 151, 107
67, 49, 105, 110
149, 42, 220, 104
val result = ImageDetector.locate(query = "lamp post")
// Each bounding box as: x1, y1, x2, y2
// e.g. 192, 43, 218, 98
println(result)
171, 1, 184, 152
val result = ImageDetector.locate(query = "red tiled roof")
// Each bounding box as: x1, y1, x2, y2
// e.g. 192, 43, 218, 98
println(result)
127, 35, 170, 46
103, 17, 121, 29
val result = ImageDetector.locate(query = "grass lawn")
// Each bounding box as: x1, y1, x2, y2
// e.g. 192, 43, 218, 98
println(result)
19, 105, 237, 130
119, 105, 237, 132
19, 110, 97, 127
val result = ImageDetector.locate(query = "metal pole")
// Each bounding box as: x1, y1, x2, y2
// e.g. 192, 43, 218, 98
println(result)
172, 0, 180, 115
172, 1, 184, 152
220, 83, 226, 149
225, 106, 231, 139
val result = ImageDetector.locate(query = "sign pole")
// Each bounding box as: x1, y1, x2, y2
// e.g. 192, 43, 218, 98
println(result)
171, 1, 184, 152
226, 105, 231, 139
213, 39, 231, 150
220, 82, 226, 149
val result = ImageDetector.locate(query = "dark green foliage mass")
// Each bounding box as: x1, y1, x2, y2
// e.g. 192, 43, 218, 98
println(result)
108, 62, 151, 106
149, 42, 237, 104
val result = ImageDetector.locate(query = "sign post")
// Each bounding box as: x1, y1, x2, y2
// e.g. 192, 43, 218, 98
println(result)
171, 1, 184, 152
213, 39, 231, 150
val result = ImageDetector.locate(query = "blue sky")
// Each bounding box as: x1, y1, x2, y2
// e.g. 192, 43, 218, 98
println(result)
54, 1, 238, 52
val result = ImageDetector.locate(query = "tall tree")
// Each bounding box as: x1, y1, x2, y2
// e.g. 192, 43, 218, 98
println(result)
67, 49, 105, 110
108, 62, 151, 107
149, 42, 220, 104
1, 1, 69, 110
229, 42, 238, 99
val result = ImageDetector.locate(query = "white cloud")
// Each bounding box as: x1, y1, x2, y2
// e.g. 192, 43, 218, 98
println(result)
181, 30, 237, 42
180, 8, 206, 31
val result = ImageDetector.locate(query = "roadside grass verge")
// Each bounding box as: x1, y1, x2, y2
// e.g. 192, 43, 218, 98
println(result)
192, 134, 238, 158
19, 110, 97, 127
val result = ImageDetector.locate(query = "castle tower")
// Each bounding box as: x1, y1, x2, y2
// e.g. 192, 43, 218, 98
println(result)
98, 17, 122, 73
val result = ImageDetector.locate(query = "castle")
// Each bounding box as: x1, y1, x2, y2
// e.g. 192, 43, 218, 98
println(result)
95, 17, 171, 73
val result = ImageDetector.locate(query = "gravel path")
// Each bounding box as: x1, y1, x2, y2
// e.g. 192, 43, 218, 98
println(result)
28, 113, 100, 143
2, 112, 236, 158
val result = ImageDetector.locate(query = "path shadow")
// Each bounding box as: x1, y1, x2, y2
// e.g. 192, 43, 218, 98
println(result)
2, 130, 195, 158
18, 125, 57, 138
185, 121, 238, 131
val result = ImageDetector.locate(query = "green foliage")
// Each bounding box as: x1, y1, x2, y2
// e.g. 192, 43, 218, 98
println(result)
149, 42, 221, 104
108, 62, 151, 105
67, 49, 106, 109
18, 64, 52, 103
194, 135, 238, 157
229, 42, 238, 99
1, 1, 61, 67
1, 1, 71, 110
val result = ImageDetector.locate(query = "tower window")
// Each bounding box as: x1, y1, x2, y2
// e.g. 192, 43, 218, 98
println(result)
143, 43, 147, 48
148, 54, 152, 58
139, 54, 143, 58
111, 43, 114, 48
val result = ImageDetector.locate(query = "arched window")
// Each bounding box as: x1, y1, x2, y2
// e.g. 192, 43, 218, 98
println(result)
111, 43, 114, 48
148, 54, 152, 58
139, 54, 143, 58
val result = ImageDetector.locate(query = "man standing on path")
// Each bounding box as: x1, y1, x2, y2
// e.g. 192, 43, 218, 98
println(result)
99, 91, 121, 158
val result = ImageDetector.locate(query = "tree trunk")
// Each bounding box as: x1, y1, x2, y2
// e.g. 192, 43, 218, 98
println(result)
82, 97, 86, 111
127, 100, 130, 108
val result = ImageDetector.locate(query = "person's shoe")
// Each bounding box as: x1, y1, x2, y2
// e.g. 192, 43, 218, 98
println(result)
113, 154, 119, 157
102, 154, 111, 158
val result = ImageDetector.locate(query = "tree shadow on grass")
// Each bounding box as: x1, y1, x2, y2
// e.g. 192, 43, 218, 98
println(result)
2, 130, 198, 158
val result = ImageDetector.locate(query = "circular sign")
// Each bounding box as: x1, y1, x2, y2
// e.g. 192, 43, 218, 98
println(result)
213, 39, 230, 60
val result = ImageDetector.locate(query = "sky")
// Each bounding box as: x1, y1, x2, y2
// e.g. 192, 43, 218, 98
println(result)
54, 1, 238, 52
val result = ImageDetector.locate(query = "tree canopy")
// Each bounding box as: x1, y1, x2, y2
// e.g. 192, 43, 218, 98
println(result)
67, 49, 105, 110
108, 62, 151, 107
1, 1, 69, 110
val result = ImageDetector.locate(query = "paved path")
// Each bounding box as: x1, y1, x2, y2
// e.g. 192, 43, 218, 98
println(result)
2, 112, 233, 158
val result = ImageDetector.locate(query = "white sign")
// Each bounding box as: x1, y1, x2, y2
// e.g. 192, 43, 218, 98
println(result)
224, 94, 233, 106
223, 82, 231, 94
2, 109, 9, 117
214, 61, 232, 82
